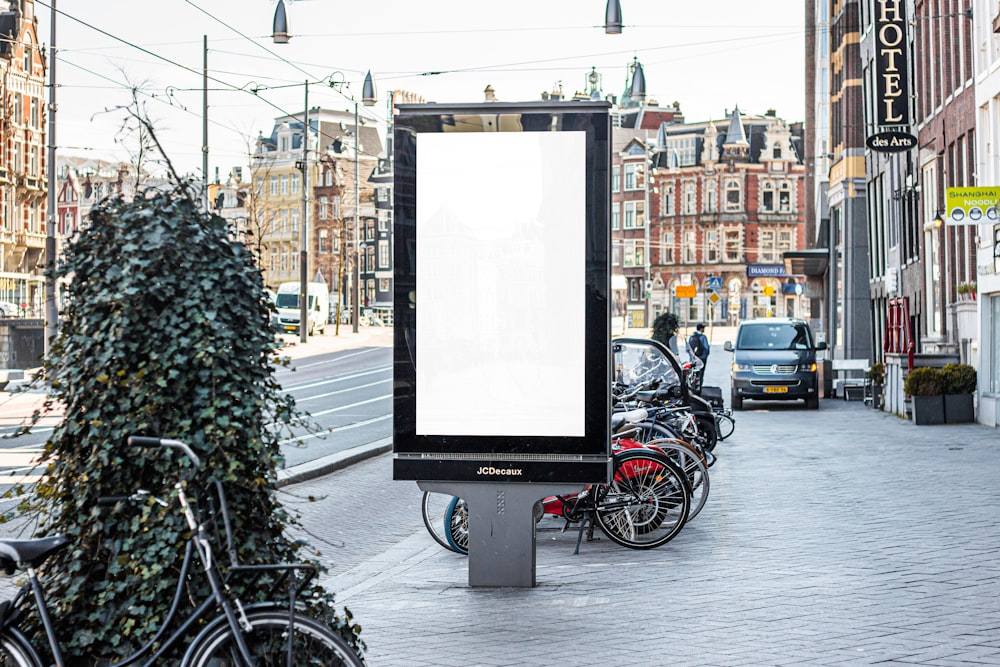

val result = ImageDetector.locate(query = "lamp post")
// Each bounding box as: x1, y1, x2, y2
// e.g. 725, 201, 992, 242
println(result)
44, 0, 57, 353
298, 82, 309, 343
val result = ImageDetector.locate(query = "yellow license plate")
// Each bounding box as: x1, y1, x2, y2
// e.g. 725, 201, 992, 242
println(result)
284, 325, 297, 331
764, 386, 788, 394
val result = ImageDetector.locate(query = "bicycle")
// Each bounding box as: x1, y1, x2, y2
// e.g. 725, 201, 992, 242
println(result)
426, 442, 691, 553
0, 436, 363, 667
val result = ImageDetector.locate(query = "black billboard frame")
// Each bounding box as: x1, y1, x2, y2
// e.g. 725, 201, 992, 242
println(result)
392, 100, 612, 486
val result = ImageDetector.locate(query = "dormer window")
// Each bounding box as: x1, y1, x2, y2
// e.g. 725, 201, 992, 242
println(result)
279, 136, 290, 152
23, 37, 31, 73
773, 145, 782, 159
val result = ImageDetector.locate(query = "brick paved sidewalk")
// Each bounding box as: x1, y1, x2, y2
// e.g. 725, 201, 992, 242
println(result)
285, 398, 1000, 666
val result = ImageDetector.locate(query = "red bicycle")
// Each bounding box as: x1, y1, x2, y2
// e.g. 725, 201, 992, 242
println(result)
427, 439, 691, 554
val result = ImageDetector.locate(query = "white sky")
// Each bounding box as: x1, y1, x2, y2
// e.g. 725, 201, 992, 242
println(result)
33, 0, 806, 178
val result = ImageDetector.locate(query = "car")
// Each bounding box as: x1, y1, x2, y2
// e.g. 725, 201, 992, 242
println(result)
724, 318, 827, 410
0, 301, 19, 318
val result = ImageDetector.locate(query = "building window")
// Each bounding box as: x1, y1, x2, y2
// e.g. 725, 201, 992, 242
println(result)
279, 136, 289, 152
280, 175, 289, 195
762, 182, 775, 211
779, 183, 791, 212
319, 196, 328, 219
291, 173, 300, 194
30, 98, 38, 127
611, 203, 620, 230
29, 147, 37, 176
760, 230, 777, 262
725, 180, 741, 211
683, 230, 697, 263
612, 240, 621, 266
269, 176, 278, 196
612, 165, 620, 193
662, 231, 675, 263
23, 43, 30, 72
662, 186, 674, 216
280, 210, 288, 233
624, 201, 644, 229
724, 229, 740, 262
318, 228, 328, 254
706, 181, 717, 213
325, 170, 333, 186
291, 210, 299, 233
706, 230, 719, 262
379, 278, 391, 293
683, 182, 697, 215
623, 163, 644, 190
773, 145, 782, 159
623, 239, 644, 267
378, 240, 389, 268
332, 196, 341, 219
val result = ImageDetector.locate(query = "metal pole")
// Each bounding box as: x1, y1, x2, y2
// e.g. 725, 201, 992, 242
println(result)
299, 81, 309, 343
202, 35, 208, 211
352, 99, 360, 334
44, 0, 58, 354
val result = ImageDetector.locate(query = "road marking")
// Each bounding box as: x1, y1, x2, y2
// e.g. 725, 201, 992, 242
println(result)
282, 365, 392, 392
290, 347, 387, 371
306, 394, 391, 417
279, 414, 391, 445
293, 379, 391, 403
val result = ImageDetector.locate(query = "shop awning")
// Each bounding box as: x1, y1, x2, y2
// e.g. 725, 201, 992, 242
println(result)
783, 249, 829, 277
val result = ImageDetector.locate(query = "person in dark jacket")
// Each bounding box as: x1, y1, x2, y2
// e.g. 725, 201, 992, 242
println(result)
688, 323, 710, 387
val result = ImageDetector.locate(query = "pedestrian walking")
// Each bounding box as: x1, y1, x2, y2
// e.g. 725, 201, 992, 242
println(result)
688, 323, 710, 387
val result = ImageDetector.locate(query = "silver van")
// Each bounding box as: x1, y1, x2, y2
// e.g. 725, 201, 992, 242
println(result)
723, 318, 827, 410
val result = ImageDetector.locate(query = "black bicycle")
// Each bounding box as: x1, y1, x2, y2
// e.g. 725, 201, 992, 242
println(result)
0, 436, 363, 667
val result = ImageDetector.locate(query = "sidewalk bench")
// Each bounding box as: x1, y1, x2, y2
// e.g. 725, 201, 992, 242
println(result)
831, 359, 869, 400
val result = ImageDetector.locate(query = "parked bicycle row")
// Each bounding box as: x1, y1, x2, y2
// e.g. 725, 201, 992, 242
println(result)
421, 337, 735, 555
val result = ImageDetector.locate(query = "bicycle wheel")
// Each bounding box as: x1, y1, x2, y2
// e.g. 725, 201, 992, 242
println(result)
692, 413, 718, 452
0, 629, 43, 667
594, 451, 690, 550
184, 608, 363, 667
644, 438, 710, 521
421, 491, 465, 553
445, 496, 470, 555
628, 420, 683, 444
715, 412, 735, 440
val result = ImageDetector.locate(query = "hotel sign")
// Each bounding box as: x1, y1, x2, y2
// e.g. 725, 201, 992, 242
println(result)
874, 0, 909, 127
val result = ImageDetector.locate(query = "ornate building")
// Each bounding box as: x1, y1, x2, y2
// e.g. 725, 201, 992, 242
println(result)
0, 0, 46, 316
648, 108, 808, 327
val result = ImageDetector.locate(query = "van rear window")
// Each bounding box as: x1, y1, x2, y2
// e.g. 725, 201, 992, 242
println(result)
737, 323, 812, 350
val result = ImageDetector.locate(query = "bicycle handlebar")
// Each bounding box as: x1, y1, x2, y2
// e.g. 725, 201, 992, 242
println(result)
127, 436, 201, 470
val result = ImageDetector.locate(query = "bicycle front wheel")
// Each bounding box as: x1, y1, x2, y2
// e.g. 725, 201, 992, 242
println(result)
594, 451, 690, 550
184, 608, 363, 667
716, 412, 735, 440
0, 629, 43, 667
421, 491, 464, 553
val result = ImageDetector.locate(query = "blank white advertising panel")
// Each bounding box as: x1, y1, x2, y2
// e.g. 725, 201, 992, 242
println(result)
415, 131, 586, 437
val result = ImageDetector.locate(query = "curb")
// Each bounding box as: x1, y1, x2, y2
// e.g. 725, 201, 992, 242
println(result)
276, 437, 393, 487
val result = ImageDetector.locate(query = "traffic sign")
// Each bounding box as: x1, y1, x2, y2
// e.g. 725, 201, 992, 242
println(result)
708, 290, 721, 304
707, 276, 723, 291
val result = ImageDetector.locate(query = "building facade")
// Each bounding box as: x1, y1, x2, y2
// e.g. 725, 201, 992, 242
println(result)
648, 109, 809, 329
0, 0, 46, 317
251, 108, 381, 299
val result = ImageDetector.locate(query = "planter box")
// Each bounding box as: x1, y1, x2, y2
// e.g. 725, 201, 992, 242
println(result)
912, 395, 945, 425
944, 393, 975, 423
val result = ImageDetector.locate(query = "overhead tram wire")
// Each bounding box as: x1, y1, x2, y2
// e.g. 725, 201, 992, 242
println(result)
33, 0, 324, 129
56, 55, 258, 156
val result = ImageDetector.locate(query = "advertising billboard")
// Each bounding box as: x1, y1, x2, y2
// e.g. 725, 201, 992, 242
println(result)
393, 102, 611, 483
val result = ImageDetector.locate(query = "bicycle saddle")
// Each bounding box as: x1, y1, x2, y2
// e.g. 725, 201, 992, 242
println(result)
0, 536, 70, 571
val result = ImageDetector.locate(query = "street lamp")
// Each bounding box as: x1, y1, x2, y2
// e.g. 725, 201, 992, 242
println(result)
605, 0, 623, 34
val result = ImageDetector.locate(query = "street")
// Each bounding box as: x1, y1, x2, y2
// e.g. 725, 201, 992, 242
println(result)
3, 333, 1000, 665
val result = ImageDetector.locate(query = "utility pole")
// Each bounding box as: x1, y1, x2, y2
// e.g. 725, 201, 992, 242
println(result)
202, 35, 208, 212
44, 0, 58, 354
299, 82, 309, 344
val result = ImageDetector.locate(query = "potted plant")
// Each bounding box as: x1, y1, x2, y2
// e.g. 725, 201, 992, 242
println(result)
903, 366, 944, 425
957, 281, 977, 301
866, 362, 885, 410
939, 362, 977, 423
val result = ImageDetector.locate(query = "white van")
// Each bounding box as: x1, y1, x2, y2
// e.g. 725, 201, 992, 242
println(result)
274, 281, 330, 335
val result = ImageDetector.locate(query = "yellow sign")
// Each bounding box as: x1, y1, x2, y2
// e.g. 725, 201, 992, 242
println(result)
708, 291, 721, 304
945, 187, 1000, 225
675, 285, 696, 299
763, 285, 775, 297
